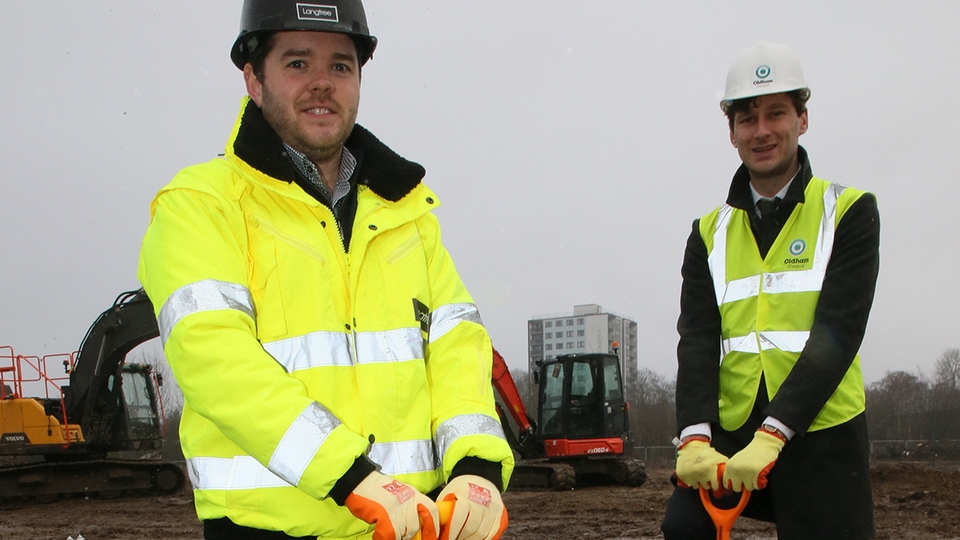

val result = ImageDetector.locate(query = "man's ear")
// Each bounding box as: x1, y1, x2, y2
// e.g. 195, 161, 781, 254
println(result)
244, 64, 263, 107
799, 110, 809, 136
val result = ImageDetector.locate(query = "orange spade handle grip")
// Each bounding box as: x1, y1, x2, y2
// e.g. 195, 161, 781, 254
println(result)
412, 500, 455, 540
699, 487, 750, 540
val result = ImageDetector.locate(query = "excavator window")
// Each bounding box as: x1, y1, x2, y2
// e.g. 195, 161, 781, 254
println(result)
602, 357, 623, 402
122, 371, 160, 440
540, 365, 565, 436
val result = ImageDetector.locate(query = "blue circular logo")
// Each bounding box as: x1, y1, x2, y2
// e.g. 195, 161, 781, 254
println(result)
756, 65, 771, 78
789, 239, 806, 256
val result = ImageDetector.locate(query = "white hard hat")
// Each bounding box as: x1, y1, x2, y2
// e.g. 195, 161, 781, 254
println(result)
721, 41, 808, 110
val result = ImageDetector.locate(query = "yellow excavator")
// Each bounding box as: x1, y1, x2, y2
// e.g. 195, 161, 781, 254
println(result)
0, 289, 184, 501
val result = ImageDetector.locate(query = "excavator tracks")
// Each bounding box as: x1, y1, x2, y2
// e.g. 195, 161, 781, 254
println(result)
511, 462, 577, 491
509, 456, 647, 491
0, 459, 185, 502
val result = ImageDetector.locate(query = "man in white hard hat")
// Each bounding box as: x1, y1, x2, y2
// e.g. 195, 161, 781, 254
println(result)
661, 41, 879, 539
137, 1, 513, 539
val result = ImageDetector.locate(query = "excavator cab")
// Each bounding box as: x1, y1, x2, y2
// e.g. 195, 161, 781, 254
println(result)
538, 354, 631, 445
118, 364, 165, 446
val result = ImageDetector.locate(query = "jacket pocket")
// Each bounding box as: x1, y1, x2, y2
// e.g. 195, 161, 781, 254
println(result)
247, 215, 287, 340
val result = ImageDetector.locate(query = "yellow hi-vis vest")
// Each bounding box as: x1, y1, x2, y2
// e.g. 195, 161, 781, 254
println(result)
138, 101, 513, 538
699, 177, 867, 432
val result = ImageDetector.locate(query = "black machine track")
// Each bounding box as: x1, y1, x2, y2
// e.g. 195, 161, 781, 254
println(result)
510, 462, 577, 491
0, 459, 185, 502
509, 456, 647, 491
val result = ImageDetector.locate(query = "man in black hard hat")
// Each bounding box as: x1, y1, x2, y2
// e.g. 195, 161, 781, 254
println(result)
137, 1, 514, 539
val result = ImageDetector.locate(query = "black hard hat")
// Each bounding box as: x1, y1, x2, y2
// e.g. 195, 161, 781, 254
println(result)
230, 0, 378, 70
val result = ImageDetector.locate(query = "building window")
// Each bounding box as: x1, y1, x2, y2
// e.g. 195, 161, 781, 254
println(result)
566, 319, 573, 326
545, 332, 552, 338
577, 330, 585, 336
546, 344, 552, 350
555, 320, 564, 326
566, 331, 573, 337
577, 341, 584, 347
566, 342, 574, 348
545, 321, 552, 328
577, 318, 584, 324
556, 343, 563, 350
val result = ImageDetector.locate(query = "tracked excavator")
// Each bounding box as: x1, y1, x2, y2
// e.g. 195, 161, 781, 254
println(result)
0, 289, 185, 501
492, 348, 646, 490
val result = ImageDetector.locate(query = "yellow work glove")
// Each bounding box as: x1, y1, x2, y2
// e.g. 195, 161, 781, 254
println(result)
722, 429, 786, 492
344, 471, 440, 540
675, 437, 728, 492
437, 475, 508, 540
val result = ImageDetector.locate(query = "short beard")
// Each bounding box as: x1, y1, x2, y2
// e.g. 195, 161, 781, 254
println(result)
259, 88, 354, 165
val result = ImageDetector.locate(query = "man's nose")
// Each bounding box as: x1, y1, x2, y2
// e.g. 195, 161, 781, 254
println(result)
309, 70, 335, 94
755, 117, 772, 137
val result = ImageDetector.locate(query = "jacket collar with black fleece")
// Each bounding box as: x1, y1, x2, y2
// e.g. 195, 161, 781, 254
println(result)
231, 99, 426, 203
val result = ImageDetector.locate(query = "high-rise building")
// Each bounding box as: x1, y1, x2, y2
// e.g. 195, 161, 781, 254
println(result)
527, 304, 638, 381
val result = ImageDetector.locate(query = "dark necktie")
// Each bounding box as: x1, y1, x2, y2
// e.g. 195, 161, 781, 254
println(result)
755, 197, 782, 257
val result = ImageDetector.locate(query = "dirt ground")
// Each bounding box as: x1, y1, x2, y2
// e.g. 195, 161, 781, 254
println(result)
0, 461, 958, 540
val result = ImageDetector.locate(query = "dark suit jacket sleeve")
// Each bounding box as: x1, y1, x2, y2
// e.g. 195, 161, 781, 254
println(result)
675, 219, 723, 431
765, 193, 880, 436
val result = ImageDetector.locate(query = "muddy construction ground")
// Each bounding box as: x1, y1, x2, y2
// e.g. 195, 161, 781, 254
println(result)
1, 461, 958, 539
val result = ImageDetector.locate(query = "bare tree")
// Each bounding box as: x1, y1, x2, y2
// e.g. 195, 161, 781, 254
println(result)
931, 348, 960, 439
934, 348, 960, 390
866, 370, 930, 440
625, 368, 676, 448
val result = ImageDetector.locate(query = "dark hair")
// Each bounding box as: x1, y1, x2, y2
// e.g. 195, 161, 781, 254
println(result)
723, 88, 811, 131
246, 33, 279, 82
245, 32, 366, 82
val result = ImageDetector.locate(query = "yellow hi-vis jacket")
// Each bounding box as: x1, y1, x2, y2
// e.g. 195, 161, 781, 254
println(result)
699, 177, 868, 432
138, 99, 513, 538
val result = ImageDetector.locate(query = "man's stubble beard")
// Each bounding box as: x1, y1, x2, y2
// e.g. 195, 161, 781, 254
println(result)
259, 86, 357, 164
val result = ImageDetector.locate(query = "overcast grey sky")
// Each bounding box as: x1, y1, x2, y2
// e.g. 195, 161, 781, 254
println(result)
1, 1, 958, 384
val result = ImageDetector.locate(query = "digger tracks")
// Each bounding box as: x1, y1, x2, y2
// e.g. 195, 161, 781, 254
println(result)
511, 462, 577, 491
613, 457, 648, 487
0, 459, 185, 502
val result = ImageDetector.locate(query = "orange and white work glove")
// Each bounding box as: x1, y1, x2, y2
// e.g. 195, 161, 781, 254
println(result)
344, 471, 440, 540
437, 475, 507, 540
722, 428, 786, 492
675, 437, 728, 492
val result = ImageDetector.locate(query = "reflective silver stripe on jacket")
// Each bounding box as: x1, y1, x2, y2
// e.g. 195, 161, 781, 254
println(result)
187, 456, 291, 490
368, 439, 439, 476
263, 332, 353, 372
721, 331, 811, 355
434, 414, 506, 461
268, 403, 342, 487
430, 303, 483, 343
354, 328, 424, 364
262, 328, 424, 372
158, 279, 255, 345
708, 184, 844, 306
187, 439, 435, 491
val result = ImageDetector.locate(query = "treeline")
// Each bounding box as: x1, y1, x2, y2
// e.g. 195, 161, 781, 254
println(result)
865, 348, 960, 442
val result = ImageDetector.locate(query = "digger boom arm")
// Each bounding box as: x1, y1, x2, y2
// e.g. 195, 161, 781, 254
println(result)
62, 289, 159, 443
491, 348, 535, 435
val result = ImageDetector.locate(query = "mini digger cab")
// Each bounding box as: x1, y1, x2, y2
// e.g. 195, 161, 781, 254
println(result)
492, 348, 646, 490
0, 290, 184, 501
